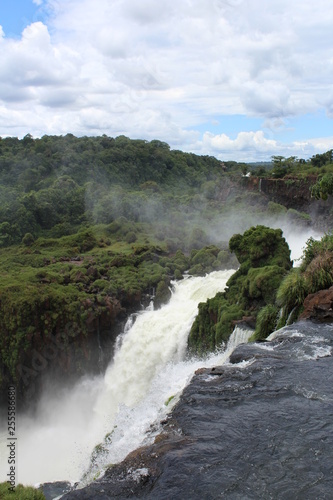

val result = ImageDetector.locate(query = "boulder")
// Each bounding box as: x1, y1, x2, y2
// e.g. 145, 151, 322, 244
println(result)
300, 286, 333, 322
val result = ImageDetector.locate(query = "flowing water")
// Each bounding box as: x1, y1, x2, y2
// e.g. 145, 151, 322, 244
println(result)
63, 321, 333, 500
0, 269, 254, 488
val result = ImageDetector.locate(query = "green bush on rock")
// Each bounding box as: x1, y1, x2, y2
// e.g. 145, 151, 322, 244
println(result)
188, 226, 292, 354
276, 268, 309, 326
229, 225, 292, 271
245, 265, 286, 305
250, 305, 279, 342
275, 233, 333, 329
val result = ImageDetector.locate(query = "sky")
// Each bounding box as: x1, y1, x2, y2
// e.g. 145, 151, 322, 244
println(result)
0, 0, 333, 161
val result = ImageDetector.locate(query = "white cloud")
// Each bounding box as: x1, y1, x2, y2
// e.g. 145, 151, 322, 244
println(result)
203, 131, 277, 152
198, 130, 333, 162
0, 0, 332, 161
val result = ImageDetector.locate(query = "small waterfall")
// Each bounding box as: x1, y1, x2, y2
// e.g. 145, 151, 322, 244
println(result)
96, 319, 104, 372
225, 326, 254, 355
259, 178, 262, 192
286, 306, 298, 325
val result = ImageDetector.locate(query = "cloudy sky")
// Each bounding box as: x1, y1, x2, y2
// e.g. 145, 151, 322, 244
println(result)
0, 0, 333, 161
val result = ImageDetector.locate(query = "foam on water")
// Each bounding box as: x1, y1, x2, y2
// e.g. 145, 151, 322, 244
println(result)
1, 269, 251, 487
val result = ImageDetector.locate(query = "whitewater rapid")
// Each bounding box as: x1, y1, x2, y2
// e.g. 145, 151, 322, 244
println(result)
0, 269, 255, 487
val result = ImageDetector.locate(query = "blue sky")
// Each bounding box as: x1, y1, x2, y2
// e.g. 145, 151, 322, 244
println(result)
0, 0, 43, 38
0, 0, 333, 161
192, 112, 333, 142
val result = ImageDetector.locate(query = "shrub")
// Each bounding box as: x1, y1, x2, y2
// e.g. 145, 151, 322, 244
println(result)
250, 304, 279, 341
287, 208, 311, 225
188, 263, 205, 276
267, 201, 287, 216
191, 245, 218, 266
245, 265, 286, 305
188, 227, 208, 250
275, 268, 309, 327
304, 250, 333, 293
174, 268, 183, 280
300, 234, 333, 269
106, 221, 121, 234
0, 482, 45, 499
229, 225, 292, 270
154, 280, 171, 309
22, 232, 35, 247
215, 303, 244, 345
125, 231, 137, 244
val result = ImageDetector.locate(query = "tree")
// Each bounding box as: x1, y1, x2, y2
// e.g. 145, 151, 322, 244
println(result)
271, 156, 297, 178
311, 173, 333, 200
22, 232, 35, 246
310, 150, 333, 168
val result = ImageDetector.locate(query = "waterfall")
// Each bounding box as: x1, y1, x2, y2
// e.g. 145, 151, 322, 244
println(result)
223, 326, 254, 357
96, 319, 104, 372
0, 269, 252, 487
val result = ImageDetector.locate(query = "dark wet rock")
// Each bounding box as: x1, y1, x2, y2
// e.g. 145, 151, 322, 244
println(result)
300, 287, 333, 322
40, 481, 73, 499
64, 321, 333, 500
232, 315, 256, 329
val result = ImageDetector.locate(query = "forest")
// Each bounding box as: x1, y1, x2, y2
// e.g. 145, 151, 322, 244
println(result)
0, 134, 331, 247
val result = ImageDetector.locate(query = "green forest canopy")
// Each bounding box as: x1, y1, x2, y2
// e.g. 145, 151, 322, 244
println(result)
0, 134, 332, 247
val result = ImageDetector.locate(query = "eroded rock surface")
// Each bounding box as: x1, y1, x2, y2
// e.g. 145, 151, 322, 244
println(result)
63, 321, 333, 500
300, 287, 333, 322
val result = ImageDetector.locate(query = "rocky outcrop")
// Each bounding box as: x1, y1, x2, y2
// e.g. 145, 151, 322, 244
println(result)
237, 175, 333, 232
188, 226, 292, 354
259, 176, 316, 209
300, 287, 333, 322
0, 285, 153, 410
0, 295, 128, 410
62, 321, 333, 500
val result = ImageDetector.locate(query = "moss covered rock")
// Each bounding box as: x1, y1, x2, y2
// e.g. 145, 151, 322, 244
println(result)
229, 225, 292, 270
188, 226, 292, 354
154, 280, 172, 309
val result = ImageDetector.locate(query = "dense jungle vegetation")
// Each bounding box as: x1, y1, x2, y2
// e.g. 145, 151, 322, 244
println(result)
0, 133, 333, 402
189, 227, 333, 353
0, 134, 331, 248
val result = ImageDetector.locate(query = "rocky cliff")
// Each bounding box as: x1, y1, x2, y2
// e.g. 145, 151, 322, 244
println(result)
251, 175, 333, 231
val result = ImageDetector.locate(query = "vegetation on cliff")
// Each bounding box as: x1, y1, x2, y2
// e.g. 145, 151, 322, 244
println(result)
0, 220, 239, 404
256, 149, 333, 179
276, 233, 333, 327
189, 226, 333, 351
188, 225, 292, 354
0, 134, 241, 248
311, 172, 333, 200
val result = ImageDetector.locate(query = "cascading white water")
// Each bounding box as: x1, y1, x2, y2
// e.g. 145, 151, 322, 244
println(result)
0, 269, 254, 487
